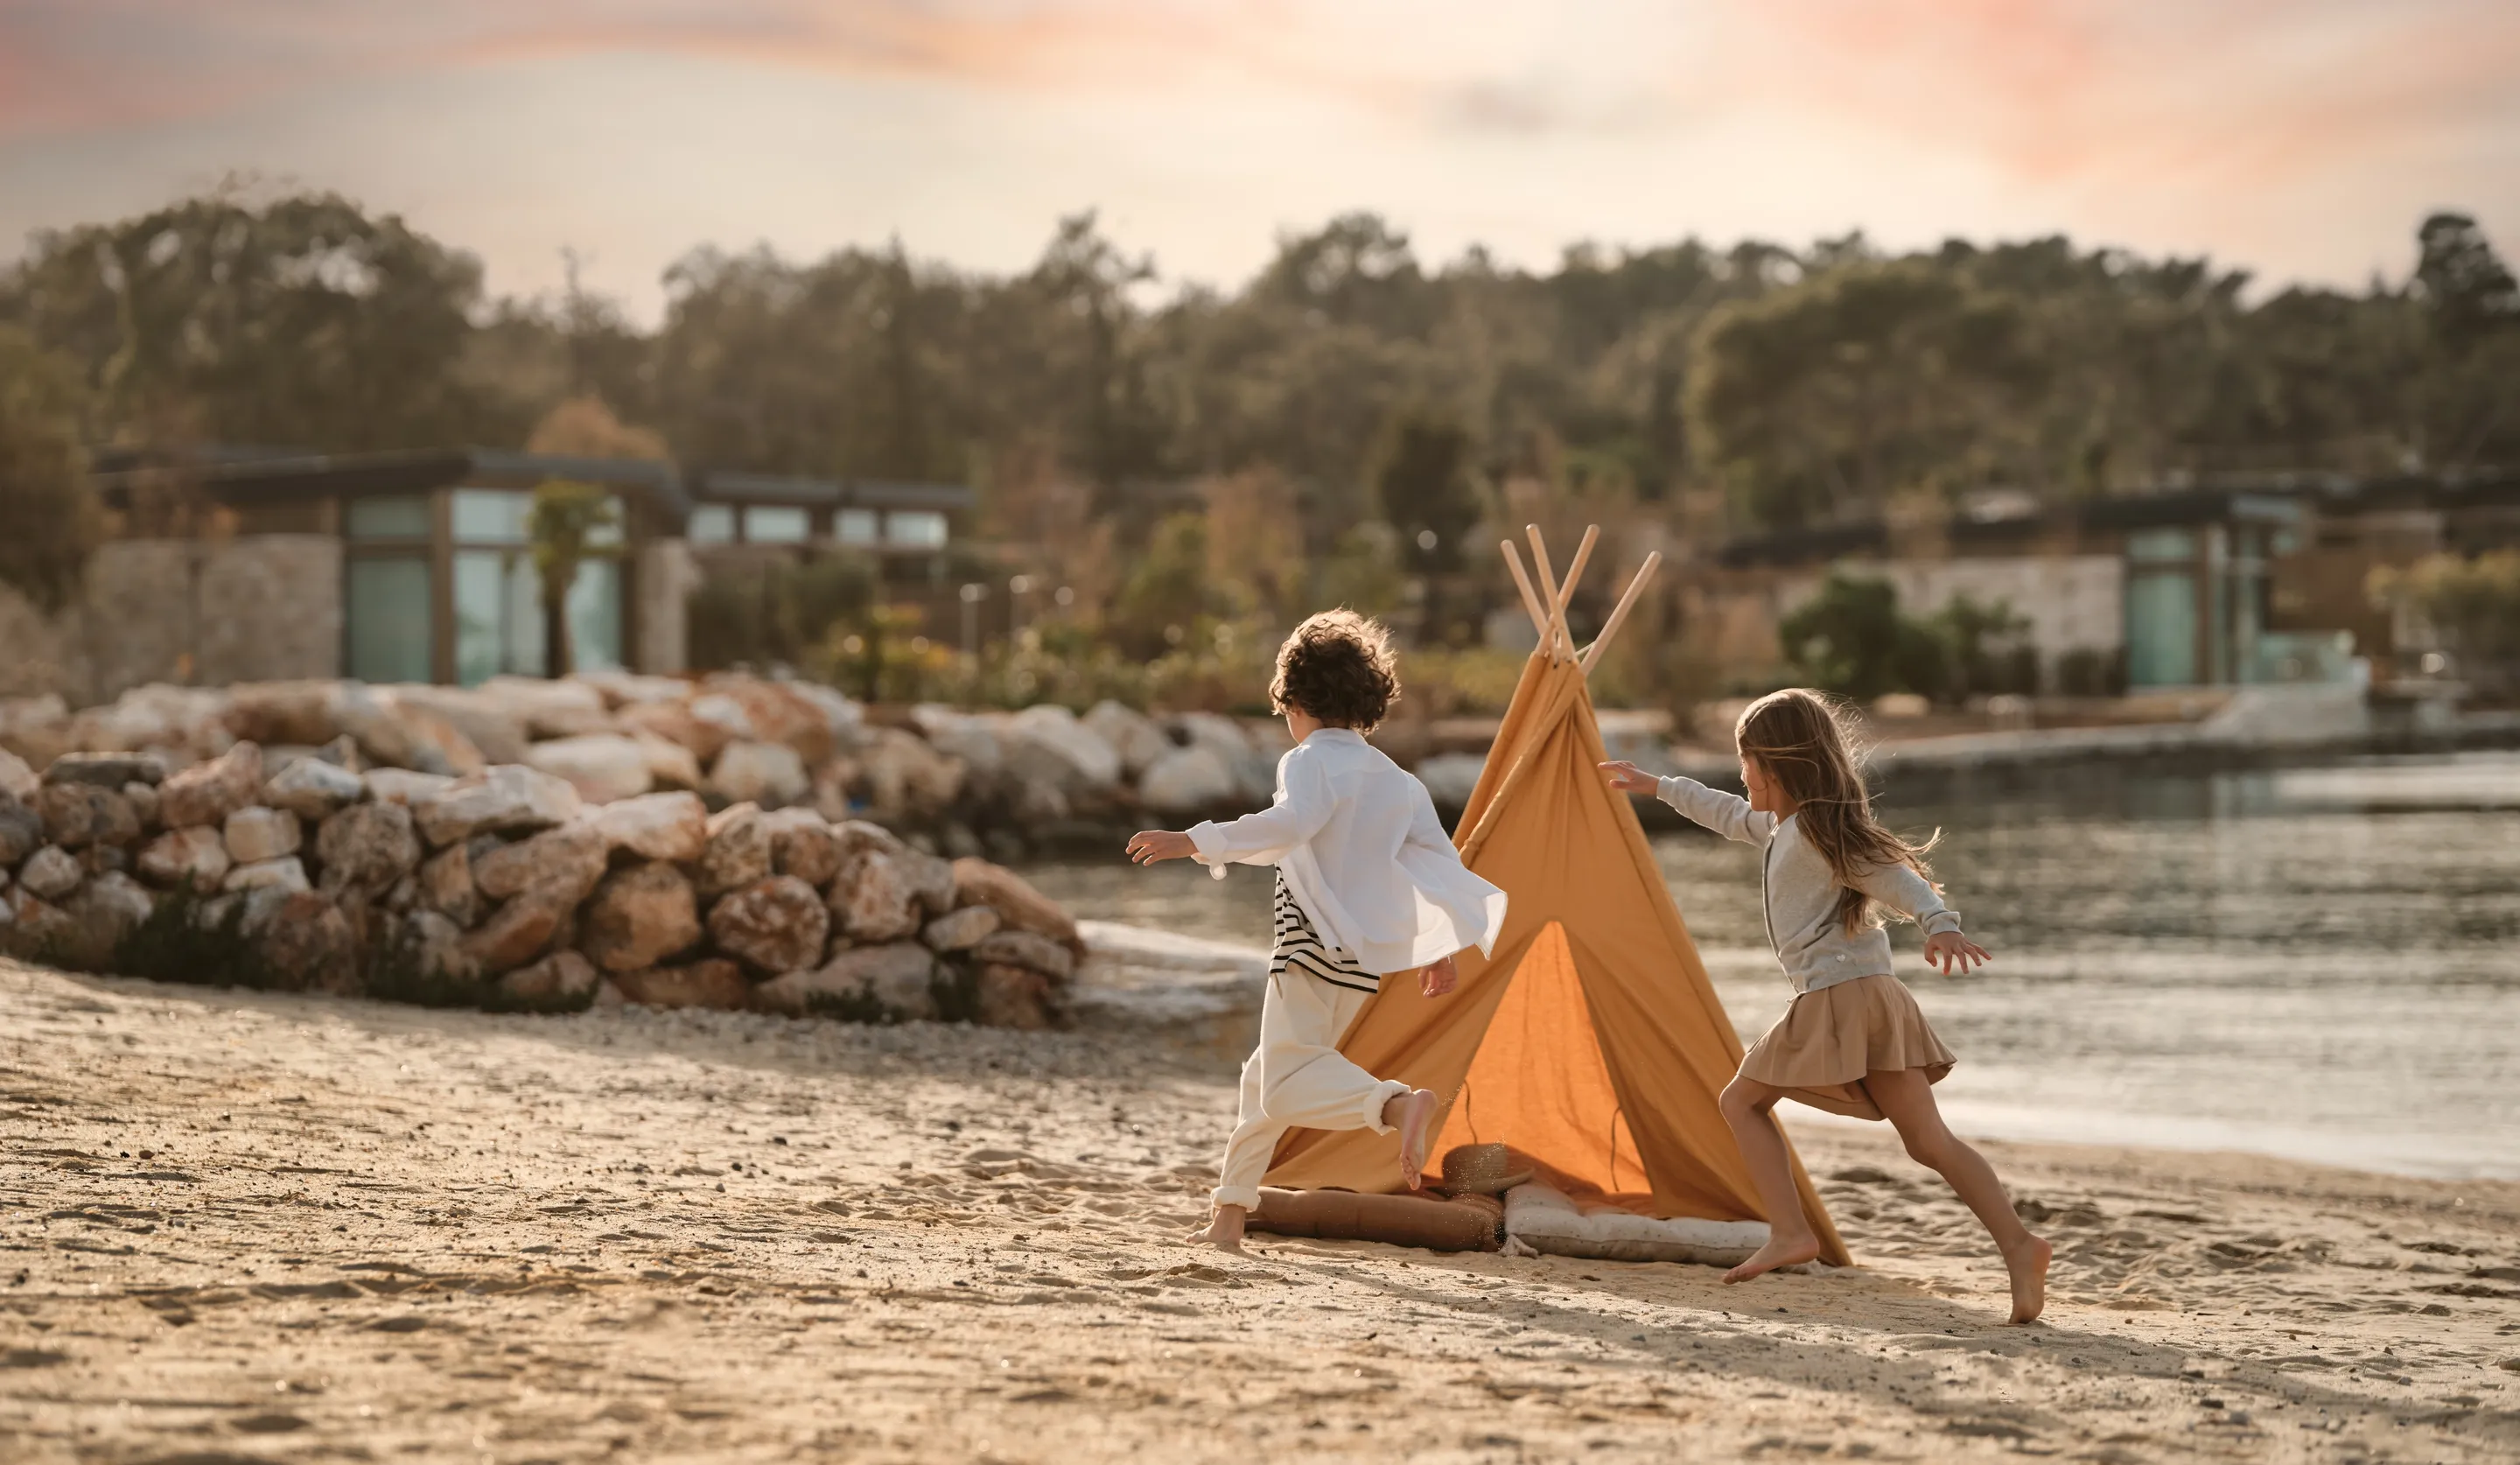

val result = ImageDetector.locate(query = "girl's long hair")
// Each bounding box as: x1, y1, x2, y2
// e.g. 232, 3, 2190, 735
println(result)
1735, 689, 1938, 934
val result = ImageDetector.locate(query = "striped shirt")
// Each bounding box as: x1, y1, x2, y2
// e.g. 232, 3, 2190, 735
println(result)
1270, 872, 1378, 994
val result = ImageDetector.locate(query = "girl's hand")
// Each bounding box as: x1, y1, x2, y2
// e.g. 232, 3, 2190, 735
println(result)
1126, 830, 1196, 866
1923, 930, 1992, 976
1598, 760, 1660, 796
1421, 953, 1460, 999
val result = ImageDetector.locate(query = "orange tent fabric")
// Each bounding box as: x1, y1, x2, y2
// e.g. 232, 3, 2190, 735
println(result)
1264, 649, 1851, 1266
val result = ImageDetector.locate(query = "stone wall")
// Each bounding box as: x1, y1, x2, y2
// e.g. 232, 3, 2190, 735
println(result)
0, 536, 341, 705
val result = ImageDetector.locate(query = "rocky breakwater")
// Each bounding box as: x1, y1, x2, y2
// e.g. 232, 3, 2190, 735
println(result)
0, 743, 1082, 1029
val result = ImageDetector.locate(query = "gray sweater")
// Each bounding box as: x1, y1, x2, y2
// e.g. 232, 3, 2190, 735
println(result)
1656, 775, 1963, 995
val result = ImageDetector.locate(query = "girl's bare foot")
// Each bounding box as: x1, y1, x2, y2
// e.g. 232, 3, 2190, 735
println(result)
2003, 1233, 2051, 1323
1187, 1204, 1248, 1254
1722, 1232, 1822, 1284
1386, 1089, 1440, 1191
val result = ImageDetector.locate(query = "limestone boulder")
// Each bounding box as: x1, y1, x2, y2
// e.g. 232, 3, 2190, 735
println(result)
1136, 744, 1237, 814
920, 904, 1000, 952
578, 862, 702, 973
612, 957, 750, 1011
950, 858, 1080, 950
458, 892, 570, 976
685, 691, 759, 751
708, 875, 830, 974
473, 821, 610, 905
136, 827, 231, 894
416, 845, 480, 929
631, 731, 702, 791
413, 765, 582, 847
19, 845, 83, 901
1, 892, 75, 962
121, 782, 162, 831
752, 943, 937, 1021
38, 782, 141, 849
43, 753, 165, 789
158, 743, 267, 830
379, 684, 531, 765
523, 734, 654, 804
497, 950, 598, 1009
477, 676, 616, 740
1174, 711, 1278, 803
592, 791, 709, 863
703, 676, 838, 766
224, 682, 338, 747
222, 857, 310, 895
255, 891, 358, 992
314, 801, 422, 896
326, 684, 486, 777
364, 768, 456, 807
262, 756, 368, 821
1084, 700, 1171, 778
79, 844, 129, 877
571, 670, 690, 710
842, 727, 965, 822
828, 845, 922, 943
0, 800, 39, 866
696, 803, 773, 899
0, 748, 39, 804
708, 740, 808, 809
762, 808, 843, 887
974, 963, 1056, 1030
397, 909, 477, 984
972, 928, 1078, 984
619, 699, 731, 765
1005, 704, 1121, 796
60, 873, 157, 971
223, 806, 302, 866
909, 707, 1004, 778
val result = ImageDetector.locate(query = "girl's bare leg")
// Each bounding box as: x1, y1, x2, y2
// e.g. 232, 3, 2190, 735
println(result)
1718, 1076, 1824, 1282
1866, 1067, 2050, 1322
1188, 1203, 1247, 1253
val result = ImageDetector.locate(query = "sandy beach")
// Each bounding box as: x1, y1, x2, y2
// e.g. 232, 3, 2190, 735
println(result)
5, 957, 2517, 1464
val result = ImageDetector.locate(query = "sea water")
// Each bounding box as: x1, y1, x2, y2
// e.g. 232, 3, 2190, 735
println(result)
1032, 749, 2520, 1180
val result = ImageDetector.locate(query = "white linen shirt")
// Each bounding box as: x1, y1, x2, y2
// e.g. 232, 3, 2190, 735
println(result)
1186, 728, 1507, 976
1656, 775, 1964, 995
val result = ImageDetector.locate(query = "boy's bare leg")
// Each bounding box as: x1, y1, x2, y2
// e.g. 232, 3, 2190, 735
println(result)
1717, 1076, 1824, 1283
1187, 1203, 1248, 1254
1866, 1066, 2050, 1323
1382, 1088, 1441, 1191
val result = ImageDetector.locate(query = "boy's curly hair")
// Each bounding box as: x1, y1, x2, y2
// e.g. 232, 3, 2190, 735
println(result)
1270, 610, 1400, 732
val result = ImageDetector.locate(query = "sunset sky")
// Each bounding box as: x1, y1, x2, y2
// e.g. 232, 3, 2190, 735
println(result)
3, 1, 2515, 319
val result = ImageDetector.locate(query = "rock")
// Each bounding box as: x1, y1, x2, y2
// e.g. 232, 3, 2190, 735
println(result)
396, 909, 477, 983
255, 891, 357, 992
844, 727, 966, 822
313, 801, 422, 895
703, 676, 839, 766
136, 828, 231, 893
223, 806, 302, 865
222, 857, 310, 895
828, 846, 922, 943
473, 821, 610, 905
578, 862, 703, 972
973, 928, 1078, 983
762, 808, 843, 887
0, 800, 38, 866
523, 734, 654, 804
708, 875, 830, 974
38, 782, 141, 849
327, 683, 486, 777
974, 963, 1055, 1030
158, 743, 267, 829
459, 893, 569, 975
1004, 704, 1121, 793
1084, 700, 1171, 777
2, 892, 75, 962
478, 676, 616, 739
1137, 744, 1238, 813
783, 682, 863, 747
696, 803, 773, 899
920, 904, 1001, 952
1174, 711, 1278, 803
224, 681, 339, 747
43, 753, 165, 789
380, 684, 531, 765
910, 706, 1004, 777
572, 670, 690, 709
630, 731, 702, 791
752, 943, 938, 1021
950, 858, 1080, 950
898, 844, 957, 915
79, 844, 129, 876
364, 768, 456, 807
497, 950, 598, 1008
0, 748, 38, 804
412, 765, 582, 848
416, 845, 480, 929
262, 756, 369, 821
591, 792, 709, 863
619, 700, 731, 765
122, 782, 161, 830
685, 691, 759, 751
612, 958, 750, 1011
708, 741, 808, 808
19, 845, 83, 901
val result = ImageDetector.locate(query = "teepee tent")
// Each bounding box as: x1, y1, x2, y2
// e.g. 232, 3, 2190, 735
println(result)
1264, 527, 1851, 1265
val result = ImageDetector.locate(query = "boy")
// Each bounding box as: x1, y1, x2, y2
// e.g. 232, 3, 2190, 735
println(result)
1127, 610, 1507, 1252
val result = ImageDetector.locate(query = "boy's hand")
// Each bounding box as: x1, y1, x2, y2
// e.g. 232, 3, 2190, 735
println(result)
1923, 930, 1992, 976
1126, 830, 1196, 866
1598, 761, 1659, 796
1420, 953, 1460, 999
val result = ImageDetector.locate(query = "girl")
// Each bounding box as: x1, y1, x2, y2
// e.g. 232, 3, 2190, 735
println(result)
1600, 688, 2049, 1324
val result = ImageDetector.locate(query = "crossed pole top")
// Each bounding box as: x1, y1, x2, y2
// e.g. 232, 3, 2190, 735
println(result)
1500, 524, 1662, 674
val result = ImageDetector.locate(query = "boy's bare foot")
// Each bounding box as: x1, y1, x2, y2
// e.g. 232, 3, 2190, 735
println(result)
2003, 1232, 2051, 1323
1187, 1204, 1247, 1254
1386, 1089, 1440, 1191
1722, 1233, 1823, 1285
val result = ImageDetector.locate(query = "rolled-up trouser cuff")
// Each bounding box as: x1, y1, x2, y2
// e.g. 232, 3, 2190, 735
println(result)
1359, 1078, 1412, 1133
1211, 1185, 1264, 1211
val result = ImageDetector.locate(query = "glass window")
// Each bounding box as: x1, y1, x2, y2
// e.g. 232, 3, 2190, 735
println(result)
2125, 570, 2198, 688
835, 508, 879, 546
746, 505, 810, 543
886, 510, 948, 549
2125, 527, 2194, 565
453, 549, 544, 684
568, 558, 625, 673
451, 488, 532, 544
688, 504, 736, 545
346, 495, 430, 541
346, 557, 433, 683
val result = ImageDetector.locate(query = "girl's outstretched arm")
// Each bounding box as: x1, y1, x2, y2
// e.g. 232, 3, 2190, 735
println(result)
1601, 761, 1776, 846
1850, 861, 1992, 974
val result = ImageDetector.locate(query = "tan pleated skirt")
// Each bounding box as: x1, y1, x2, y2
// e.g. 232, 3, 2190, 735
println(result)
1740, 973, 1956, 1121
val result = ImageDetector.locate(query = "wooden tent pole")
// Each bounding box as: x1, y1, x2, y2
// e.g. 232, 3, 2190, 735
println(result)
1524, 525, 1575, 662
1499, 541, 1550, 641
1580, 552, 1662, 672
1555, 525, 1599, 611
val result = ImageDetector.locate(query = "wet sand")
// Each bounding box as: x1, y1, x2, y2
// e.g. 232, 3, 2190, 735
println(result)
4, 958, 2517, 1463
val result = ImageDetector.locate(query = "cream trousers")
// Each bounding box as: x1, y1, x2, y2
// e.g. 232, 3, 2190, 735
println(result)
1211, 970, 1411, 1210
